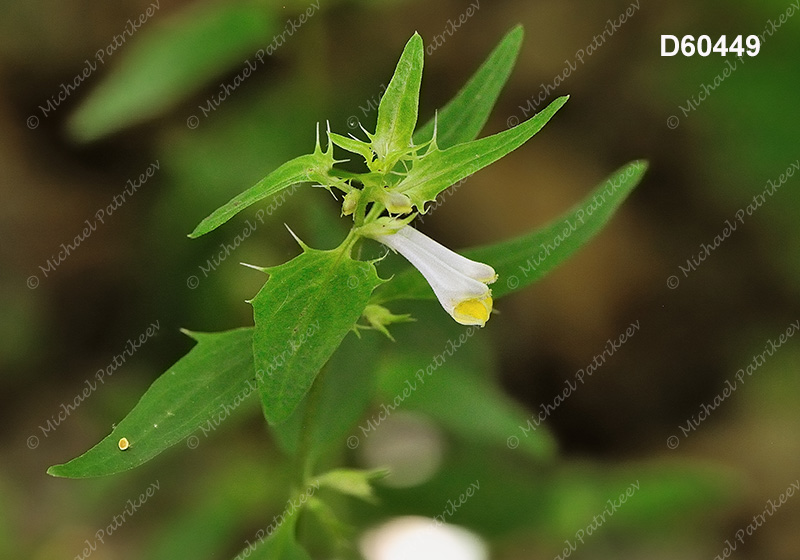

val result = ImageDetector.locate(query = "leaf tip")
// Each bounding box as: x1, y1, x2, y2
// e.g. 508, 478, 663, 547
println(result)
46, 461, 85, 478
187, 221, 208, 239
406, 32, 424, 53
507, 23, 525, 41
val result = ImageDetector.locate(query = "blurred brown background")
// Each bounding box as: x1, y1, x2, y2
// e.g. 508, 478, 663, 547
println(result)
2, 0, 799, 558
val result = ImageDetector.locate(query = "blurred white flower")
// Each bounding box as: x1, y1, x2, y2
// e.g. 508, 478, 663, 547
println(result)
360, 516, 488, 560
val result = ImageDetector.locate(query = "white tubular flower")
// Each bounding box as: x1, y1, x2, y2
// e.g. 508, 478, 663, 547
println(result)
371, 225, 497, 327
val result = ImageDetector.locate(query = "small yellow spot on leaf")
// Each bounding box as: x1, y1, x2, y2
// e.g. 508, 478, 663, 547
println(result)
118, 437, 130, 451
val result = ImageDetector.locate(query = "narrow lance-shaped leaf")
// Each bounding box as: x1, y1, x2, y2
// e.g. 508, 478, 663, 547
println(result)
414, 25, 524, 150
372, 160, 648, 303
474, 160, 647, 297
372, 33, 424, 165
189, 130, 334, 238
48, 328, 256, 478
69, 2, 276, 141
399, 96, 568, 212
251, 244, 383, 424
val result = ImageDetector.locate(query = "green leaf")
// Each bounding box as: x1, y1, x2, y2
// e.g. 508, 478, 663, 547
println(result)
372, 452, 734, 539
251, 245, 383, 424
270, 331, 383, 462
68, 1, 276, 141
399, 96, 568, 212
317, 468, 389, 503
376, 335, 556, 462
329, 131, 374, 163
474, 160, 648, 297
47, 328, 256, 478
372, 160, 647, 304
189, 130, 334, 238
414, 25, 524, 149
372, 33, 424, 166
305, 498, 357, 554
232, 507, 311, 560
146, 456, 287, 560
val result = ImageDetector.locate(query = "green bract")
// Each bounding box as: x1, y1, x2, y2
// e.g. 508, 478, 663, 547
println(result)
249, 244, 383, 424
50, 25, 649, 559
371, 33, 424, 171
189, 130, 336, 238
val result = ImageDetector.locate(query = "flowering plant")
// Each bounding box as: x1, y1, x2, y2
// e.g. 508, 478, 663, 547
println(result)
49, 26, 646, 557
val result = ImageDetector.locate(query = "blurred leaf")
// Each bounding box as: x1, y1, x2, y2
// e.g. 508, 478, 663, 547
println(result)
232, 509, 311, 560
317, 468, 389, 503
270, 331, 383, 462
368, 447, 735, 539
69, 0, 276, 141
414, 25, 524, 149
399, 96, 568, 211
145, 453, 288, 560
376, 344, 556, 462
189, 129, 334, 238
48, 328, 255, 478
576, 465, 738, 532
305, 498, 358, 556
372, 33, 423, 165
251, 246, 382, 424
473, 159, 647, 297
373, 160, 647, 303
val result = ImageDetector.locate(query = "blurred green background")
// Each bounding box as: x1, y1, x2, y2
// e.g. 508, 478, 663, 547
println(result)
2, 0, 799, 558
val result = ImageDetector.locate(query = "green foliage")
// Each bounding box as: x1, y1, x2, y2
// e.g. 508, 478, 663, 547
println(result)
372, 33, 424, 169
48, 328, 255, 478
372, 160, 648, 304
270, 331, 381, 462
238, 511, 312, 560
250, 245, 382, 424
480, 160, 647, 297
376, 350, 557, 461
317, 468, 389, 503
414, 25, 524, 149
49, 24, 659, 558
398, 96, 567, 212
370, 454, 734, 539
69, 1, 277, 141
189, 132, 335, 238
145, 456, 289, 560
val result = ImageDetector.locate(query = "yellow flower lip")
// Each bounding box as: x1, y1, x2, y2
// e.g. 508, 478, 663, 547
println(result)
368, 224, 497, 326
453, 296, 493, 327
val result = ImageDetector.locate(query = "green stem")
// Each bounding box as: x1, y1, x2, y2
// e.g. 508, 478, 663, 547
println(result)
364, 200, 384, 223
